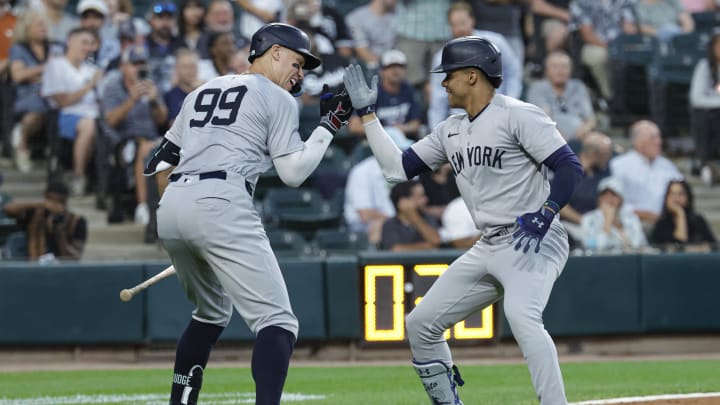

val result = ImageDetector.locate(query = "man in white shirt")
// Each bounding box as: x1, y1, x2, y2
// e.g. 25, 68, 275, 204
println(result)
427, 1, 522, 129
609, 120, 682, 225
42, 27, 102, 196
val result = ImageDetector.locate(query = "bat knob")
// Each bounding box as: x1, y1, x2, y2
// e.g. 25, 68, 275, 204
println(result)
119, 289, 133, 302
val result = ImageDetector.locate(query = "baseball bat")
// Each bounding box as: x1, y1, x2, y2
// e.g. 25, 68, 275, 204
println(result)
119, 265, 176, 302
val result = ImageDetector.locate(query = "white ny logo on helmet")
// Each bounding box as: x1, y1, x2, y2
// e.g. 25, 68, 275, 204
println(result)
532, 217, 545, 228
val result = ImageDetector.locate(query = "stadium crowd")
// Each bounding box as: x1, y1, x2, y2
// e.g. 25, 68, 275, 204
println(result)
0, 0, 719, 261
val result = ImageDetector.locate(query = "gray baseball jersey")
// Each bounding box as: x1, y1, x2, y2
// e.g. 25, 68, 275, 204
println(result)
405, 94, 570, 404
411, 94, 566, 234
157, 73, 304, 337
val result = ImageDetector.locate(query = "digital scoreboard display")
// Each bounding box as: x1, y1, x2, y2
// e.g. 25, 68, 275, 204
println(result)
362, 263, 496, 343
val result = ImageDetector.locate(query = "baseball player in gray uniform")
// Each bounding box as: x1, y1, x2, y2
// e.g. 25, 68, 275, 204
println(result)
344, 37, 584, 405
144, 23, 352, 405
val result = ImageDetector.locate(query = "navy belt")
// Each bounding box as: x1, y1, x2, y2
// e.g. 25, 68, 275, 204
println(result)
169, 170, 254, 196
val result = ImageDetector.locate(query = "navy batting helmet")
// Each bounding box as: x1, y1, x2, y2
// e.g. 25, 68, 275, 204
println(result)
248, 23, 321, 70
431, 36, 502, 88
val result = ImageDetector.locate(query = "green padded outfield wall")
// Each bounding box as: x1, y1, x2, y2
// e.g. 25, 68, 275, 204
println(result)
0, 263, 145, 344
144, 259, 327, 342
324, 256, 362, 338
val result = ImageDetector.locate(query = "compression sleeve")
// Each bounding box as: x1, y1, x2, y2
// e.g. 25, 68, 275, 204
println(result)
542, 144, 585, 208
362, 117, 408, 183
273, 126, 334, 187
144, 137, 180, 176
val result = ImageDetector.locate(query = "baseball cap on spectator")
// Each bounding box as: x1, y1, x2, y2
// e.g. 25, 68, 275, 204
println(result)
118, 19, 136, 41
77, 0, 108, 16
121, 45, 149, 64
151, 2, 178, 16
598, 177, 624, 199
381, 49, 407, 69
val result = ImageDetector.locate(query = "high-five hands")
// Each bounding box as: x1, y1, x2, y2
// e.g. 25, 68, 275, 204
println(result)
342, 64, 378, 116
318, 83, 354, 135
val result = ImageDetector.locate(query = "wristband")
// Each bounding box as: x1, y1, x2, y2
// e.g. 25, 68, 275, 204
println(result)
356, 104, 376, 117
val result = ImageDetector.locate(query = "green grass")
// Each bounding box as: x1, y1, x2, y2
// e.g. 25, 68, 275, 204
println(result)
0, 359, 719, 404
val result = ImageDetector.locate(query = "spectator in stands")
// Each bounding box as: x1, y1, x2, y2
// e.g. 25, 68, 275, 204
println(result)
560, 132, 613, 226
689, 29, 720, 185
9, 10, 49, 173
237, 0, 282, 41
77, 0, 121, 70
197, 30, 238, 82
0, 0, 17, 82
196, 0, 248, 59
104, 18, 138, 72
101, 45, 168, 225
531, 0, 571, 54
285, 0, 354, 58
2, 181, 87, 261
165, 48, 201, 125
41, 27, 103, 196
428, 1, 522, 128
289, 7, 351, 99
439, 195, 481, 249
526, 50, 596, 144
348, 50, 422, 140
379, 180, 441, 251
393, 0, 450, 88
636, 0, 694, 43
468, 0, 526, 66
581, 176, 647, 252
39, 0, 77, 46
145, 2, 187, 93
345, 0, 397, 70
230, 47, 249, 74
680, 0, 717, 12
650, 179, 717, 251
344, 132, 413, 244
178, 0, 206, 51
568, 0, 637, 99
419, 163, 457, 222
609, 120, 683, 226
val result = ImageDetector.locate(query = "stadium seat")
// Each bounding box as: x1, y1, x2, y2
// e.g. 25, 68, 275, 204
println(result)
669, 31, 712, 61
262, 188, 342, 238
266, 229, 313, 257
1, 231, 27, 260
313, 228, 370, 256
608, 34, 658, 125
647, 52, 696, 134
691, 11, 720, 33
349, 141, 373, 165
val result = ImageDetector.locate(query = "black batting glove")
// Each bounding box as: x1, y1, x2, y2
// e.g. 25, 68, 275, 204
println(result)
318, 84, 354, 135
512, 200, 559, 254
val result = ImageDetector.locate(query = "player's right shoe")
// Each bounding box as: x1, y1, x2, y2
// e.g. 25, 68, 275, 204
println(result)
413, 359, 464, 405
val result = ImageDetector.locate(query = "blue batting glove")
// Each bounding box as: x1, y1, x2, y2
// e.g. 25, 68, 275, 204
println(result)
512, 201, 559, 254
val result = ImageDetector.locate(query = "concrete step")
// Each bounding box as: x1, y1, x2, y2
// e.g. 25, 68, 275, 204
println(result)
82, 241, 169, 262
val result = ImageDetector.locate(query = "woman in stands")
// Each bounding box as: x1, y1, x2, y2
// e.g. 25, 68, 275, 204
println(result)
650, 179, 717, 252
689, 29, 720, 184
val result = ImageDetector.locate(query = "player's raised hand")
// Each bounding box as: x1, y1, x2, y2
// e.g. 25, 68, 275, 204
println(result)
343, 64, 378, 116
512, 201, 559, 254
319, 83, 354, 135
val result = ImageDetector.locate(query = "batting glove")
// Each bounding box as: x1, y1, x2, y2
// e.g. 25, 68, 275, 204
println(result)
343, 64, 378, 116
318, 83, 354, 135
512, 201, 560, 254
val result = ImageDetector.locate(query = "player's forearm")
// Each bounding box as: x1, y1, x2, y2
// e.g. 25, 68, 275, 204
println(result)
273, 126, 334, 187
361, 116, 407, 183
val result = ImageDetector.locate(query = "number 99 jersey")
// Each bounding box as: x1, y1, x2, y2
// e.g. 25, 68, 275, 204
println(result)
165, 73, 305, 185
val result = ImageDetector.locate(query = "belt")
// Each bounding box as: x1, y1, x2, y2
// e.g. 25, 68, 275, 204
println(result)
169, 170, 254, 196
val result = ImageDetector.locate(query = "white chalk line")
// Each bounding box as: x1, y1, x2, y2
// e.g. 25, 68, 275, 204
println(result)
572, 392, 720, 404
0, 392, 327, 405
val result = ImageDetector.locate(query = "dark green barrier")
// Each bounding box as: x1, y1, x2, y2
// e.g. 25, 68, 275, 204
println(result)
542, 254, 644, 337
0, 263, 145, 344
145, 259, 326, 342
325, 256, 361, 338
641, 253, 720, 332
